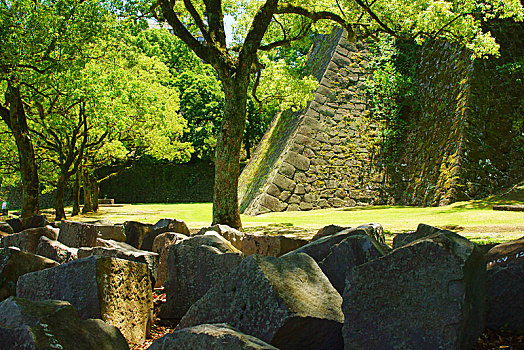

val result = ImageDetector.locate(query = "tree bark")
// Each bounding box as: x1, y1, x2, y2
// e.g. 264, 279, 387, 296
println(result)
91, 175, 99, 212
82, 168, 93, 214
71, 171, 81, 216
212, 76, 249, 229
54, 172, 68, 221
2, 85, 40, 218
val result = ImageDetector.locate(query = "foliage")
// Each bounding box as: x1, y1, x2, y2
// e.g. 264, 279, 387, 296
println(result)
366, 36, 419, 164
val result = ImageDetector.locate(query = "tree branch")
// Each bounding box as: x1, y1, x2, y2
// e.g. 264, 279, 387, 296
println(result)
353, 0, 397, 37
182, 0, 213, 45
259, 22, 312, 51
203, 0, 227, 48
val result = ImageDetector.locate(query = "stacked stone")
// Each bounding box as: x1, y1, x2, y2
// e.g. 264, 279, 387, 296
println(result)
242, 30, 385, 215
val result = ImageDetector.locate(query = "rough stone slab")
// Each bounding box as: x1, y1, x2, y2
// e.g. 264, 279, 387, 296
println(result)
278, 162, 296, 179
124, 221, 153, 249
0, 248, 58, 301
259, 194, 284, 212
58, 220, 98, 248
178, 253, 344, 350
342, 232, 486, 349
141, 218, 190, 251
7, 214, 48, 234
392, 223, 454, 249
0, 226, 58, 254
0, 297, 128, 350
16, 255, 152, 345
273, 174, 296, 192
88, 221, 126, 242
77, 242, 159, 288
148, 323, 277, 350
486, 237, 524, 331
152, 232, 188, 288
36, 236, 77, 264
285, 151, 310, 172
160, 234, 244, 320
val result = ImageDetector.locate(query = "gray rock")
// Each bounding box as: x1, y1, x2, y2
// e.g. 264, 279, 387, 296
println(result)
58, 220, 97, 248
342, 231, 486, 349
0, 223, 13, 235
392, 223, 454, 249
486, 237, 524, 331
92, 222, 126, 242
16, 255, 152, 345
77, 241, 159, 287
312, 225, 347, 241
0, 226, 58, 254
36, 236, 78, 264
0, 247, 58, 301
0, 297, 129, 350
178, 253, 344, 350
152, 232, 188, 288
124, 221, 153, 249
159, 234, 244, 320
285, 151, 310, 172
148, 323, 277, 350
7, 214, 48, 233
141, 218, 190, 251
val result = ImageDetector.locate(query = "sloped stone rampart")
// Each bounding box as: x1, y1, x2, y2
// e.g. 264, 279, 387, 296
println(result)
240, 29, 385, 215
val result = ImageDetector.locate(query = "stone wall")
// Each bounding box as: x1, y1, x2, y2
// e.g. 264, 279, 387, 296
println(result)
239, 29, 386, 215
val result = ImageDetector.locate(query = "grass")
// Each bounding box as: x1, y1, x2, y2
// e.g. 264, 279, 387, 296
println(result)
41, 197, 524, 246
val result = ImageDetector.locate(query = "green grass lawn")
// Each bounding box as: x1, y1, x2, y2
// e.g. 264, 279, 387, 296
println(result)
63, 198, 523, 245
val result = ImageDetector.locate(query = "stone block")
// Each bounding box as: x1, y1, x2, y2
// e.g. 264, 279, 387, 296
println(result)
1, 226, 58, 254
266, 184, 281, 198
273, 174, 296, 192
278, 162, 295, 179
141, 218, 190, 251
178, 254, 344, 350
17, 256, 153, 345
7, 215, 48, 234
0, 297, 128, 350
149, 323, 277, 350
159, 234, 243, 320
124, 221, 153, 249
259, 194, 284, 212
392, 223, 454, 249
58, 221, 97, 248
285, 152, 310, 172
0, 248, 58, 301
36, 236, 77, 264
342, 232, 486, 349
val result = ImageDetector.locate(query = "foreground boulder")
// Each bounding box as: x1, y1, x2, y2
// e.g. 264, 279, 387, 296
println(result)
343, 231, 486, 349
392, 223, 454, 249
0, 248, 58, 301
486, 237, 524, 331
287, 234, 384, 294
141, 218, 190, 251
148, 323, 277, 350
36, 236, 77, 264
198, 224, 309, 257
152, 232, 188, 288
0, 297, 129, 350
0, 226, 58, 254
58, 220, 98, 248
16, 255, 152, 345
178, 253, 344, 350
311, 223, 385, 245
78, 241, 159, 287
159, 233, 243, 320
124, 221, 154, 249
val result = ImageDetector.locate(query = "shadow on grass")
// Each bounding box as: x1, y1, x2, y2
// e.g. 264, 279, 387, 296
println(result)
340, 205, 416, 212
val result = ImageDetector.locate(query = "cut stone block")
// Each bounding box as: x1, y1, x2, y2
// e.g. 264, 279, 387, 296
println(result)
178, 253, 344, 350
0, 248, 58, 301
90, 221, 126, 242
141, 218, 190, 251
58, 220, 97, 248
16, 255, 152, 345
152, 232, 188, 288
392, 223, 454, 249
0, 226, 58, 254
159, 234, 244, 320
78, 242, 158, 288
36, 236, 77, 264
0, 297, 128, 350
148, 323, 277, 350
486, 237, 524, 331
7, 214, 48, 233
124, 221, 153, 249
342, 232, 486, 349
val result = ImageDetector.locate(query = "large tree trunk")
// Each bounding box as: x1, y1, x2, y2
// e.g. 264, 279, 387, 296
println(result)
212, 77, 249, 229
82, 168, 93, 214
71, 171, 81, 216
91, 175, 99, 212
3, 85, 39, 218
54, 172, 69, 221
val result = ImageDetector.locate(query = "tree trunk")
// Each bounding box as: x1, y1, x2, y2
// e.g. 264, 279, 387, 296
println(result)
72, 171, 81, 216
82, 168, 93, 214
212, 77, 249, 229
91, 175, 99, 212
4, 85, 39, 218
54, 172, 68, 221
